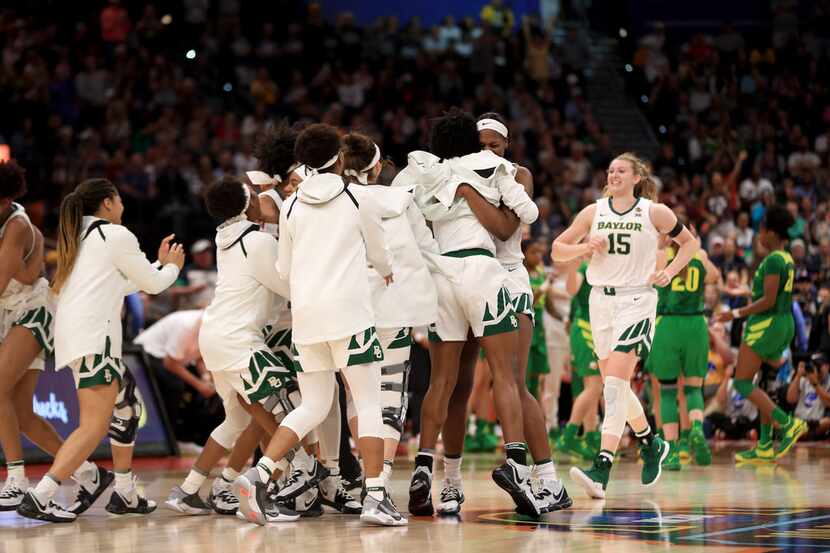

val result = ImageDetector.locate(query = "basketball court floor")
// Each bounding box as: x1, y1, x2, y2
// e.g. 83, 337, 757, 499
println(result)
3, 443, 830, 553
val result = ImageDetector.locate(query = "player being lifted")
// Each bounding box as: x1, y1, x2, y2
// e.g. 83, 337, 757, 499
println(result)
716, 205, 807, 462
647, 231, 720, 470
552, 153, 699, 499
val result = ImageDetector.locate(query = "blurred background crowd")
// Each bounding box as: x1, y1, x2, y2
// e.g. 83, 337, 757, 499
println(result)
1, 0, 828, 450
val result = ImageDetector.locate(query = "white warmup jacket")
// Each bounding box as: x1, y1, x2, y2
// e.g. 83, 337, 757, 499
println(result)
350, 185, 441, 328
407, 150, 539, 254
278, 173, 392, 345
54, 216, 180, 368
199, 219, 289, 372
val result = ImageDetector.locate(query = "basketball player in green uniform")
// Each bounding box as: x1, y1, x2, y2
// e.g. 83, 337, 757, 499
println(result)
717, 205, 807, 462
647, 237, 720, 470
556, 259, 601, 459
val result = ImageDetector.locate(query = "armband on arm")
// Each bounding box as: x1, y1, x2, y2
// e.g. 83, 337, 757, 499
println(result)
667, 221, 684, 238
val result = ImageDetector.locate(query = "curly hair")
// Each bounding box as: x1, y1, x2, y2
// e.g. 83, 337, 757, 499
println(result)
204, 177, 248, 221
0, 159, 27, 200
763, 204, 795, 241
295, 123, 341, 171
429, 107, 480, 160
254, 121, 299, 180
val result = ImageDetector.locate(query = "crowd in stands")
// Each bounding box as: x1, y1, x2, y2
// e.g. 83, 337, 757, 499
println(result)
1, 0, 829, 446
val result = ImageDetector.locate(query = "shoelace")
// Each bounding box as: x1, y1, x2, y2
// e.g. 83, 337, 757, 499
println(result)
283, 469, 305, 489
439, 485, 462, 503
215, 489, 238, 504
0, 485, 24, 499
336, 483, 357, 504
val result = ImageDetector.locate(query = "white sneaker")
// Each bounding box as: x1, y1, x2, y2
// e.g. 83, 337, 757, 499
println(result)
319, 475, 362, 514
360, 486, 407, 526
17, 490, 76, 523
0, 477, 29, 511
209, 477, 239, 515
164, 485, 211, 515
436, 479, 464, 515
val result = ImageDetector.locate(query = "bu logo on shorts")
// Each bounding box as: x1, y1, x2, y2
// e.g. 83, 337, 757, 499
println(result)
104, 369, 112, 383
374, 345, 383, 359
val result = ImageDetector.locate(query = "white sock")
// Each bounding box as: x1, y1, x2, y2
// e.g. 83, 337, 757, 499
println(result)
220, 467, 239, 482
6, 461, 25, 481
381, 461, 393, 486
33, 474, 60, 502
365, 477, 385, 501
322, 458, 339, 470
72, 461, 96, 481
293, 447, 311, 472
443, 456, 462, 482
114, 471, 134, 494
534, 461, 558, 481
256, 457, 278, 482
181, 468, 207, 495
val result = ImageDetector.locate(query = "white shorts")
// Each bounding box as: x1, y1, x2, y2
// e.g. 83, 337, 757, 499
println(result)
0, 279, 52, 371
502, 262, 534, 321
430, 253, 518, 342
210, 347, 295, 405
378, 327, 411, 365
293, 327, 384, 373
588, 286, 657, 361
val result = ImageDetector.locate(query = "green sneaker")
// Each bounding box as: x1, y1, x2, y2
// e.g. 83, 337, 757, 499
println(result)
775, 417, 807, 459
689, 428, 712, 466
569, 454, 612, 499
479, 429, 499, 452
735, 442, 775, 464
585, 431, 601, 454
662, 443, 681, 471
678, 437, 691, 462
548, 426, 562, 442
555, 432, 594, 459
640, 436, 670, 486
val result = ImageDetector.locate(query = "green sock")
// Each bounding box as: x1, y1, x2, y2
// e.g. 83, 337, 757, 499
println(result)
771, 407, 790, 427
564, 423, 579, 440
691, 420, 703, 433
475, 419, 487, 436
680, 429, 691, 442
760, 423, 773, 445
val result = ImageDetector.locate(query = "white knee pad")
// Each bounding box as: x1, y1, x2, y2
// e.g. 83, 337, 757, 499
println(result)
625, 385, 646, 422
600, 376, 629, 439
342, 363, 383, 439
345, 388, 356, 422
281, 372, 336, 440
380, 361, 409, 441
317, 386, 341, 466
210, 398, 253, 450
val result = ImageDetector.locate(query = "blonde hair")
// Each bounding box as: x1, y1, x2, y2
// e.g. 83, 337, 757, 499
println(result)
605, 152, 658, 201
52, 179, 118, 294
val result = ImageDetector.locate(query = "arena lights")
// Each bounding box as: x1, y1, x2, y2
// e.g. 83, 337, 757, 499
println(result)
641, 95, 649, 104
223, 83, 233, 92
186, 50, 196, 60
161, 14, 172, 25
619, 28, 628, 38
659, 125, 667, 134
625, 64, 633, 72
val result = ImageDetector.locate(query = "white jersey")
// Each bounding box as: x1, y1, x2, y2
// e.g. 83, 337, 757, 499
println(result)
586, 197, 658, 288
257, 189, 291, 328
0, 203, 41, 311
494, 164, 525, 266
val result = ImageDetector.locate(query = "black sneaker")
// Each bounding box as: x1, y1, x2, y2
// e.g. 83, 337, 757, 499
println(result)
275, 461, 330, 501
0, 477, 28, 511
408, 466, 434, 516
492, 460, 540, 517
436, 479, 464, 516
208, 477, 238, 515
319, 475, 362, 514
69, 467, 115, 515
17, 491, 77, 523
341, 472, 363, 491
105, 487, 157, 515
276, 487, 323, 518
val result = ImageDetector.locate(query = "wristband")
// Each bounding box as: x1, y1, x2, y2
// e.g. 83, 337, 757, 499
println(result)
731, 308, 741, 320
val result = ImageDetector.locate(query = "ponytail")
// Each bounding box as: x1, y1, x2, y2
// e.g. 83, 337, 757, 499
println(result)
605, 152, 658, 201
52, 179, 118, 294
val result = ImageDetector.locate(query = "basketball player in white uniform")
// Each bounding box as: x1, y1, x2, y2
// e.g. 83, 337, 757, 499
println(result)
435, 112, 570, 516
552, 153, 699, 499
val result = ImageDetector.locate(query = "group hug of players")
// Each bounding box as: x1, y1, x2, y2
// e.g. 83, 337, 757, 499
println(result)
0, 108, 807, 526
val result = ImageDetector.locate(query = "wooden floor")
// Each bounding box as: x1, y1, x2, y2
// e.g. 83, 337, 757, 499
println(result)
3, 443, 830, 553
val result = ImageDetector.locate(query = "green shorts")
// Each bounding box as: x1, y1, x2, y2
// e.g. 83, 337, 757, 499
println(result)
743, 313, 794, 362
647, 315, 709, 380
571, 372, 584, 397
570, 318, 599, 378
527, 346, 549, 377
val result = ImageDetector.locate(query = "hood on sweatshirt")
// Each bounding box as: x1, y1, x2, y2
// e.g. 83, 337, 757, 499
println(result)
296, 173, 348, 205
352, 185, 413, 219
215, 218, 259, 250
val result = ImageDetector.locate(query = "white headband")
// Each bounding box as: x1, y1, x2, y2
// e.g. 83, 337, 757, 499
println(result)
239, 184, 251, 216
308, 152, 340, 175
343, 143, 382, 184
477, 118, 508, 138
246, 170, 282, 187
292, 164, 310, 182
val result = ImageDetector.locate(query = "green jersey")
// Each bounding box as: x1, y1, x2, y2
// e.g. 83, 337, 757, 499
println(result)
752, 249, 795, 315
569, 262, 591, 321
657, 249, 707, 315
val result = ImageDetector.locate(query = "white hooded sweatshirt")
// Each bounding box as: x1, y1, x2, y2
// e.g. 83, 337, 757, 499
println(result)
406, 150, 539, 254
278, 173, 392, 344
199, 219, 289, 372
350, 185, 441, 328
54, 217, 180, 368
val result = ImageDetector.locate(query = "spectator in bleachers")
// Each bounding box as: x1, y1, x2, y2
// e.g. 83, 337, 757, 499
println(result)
786, 354, 830, 441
